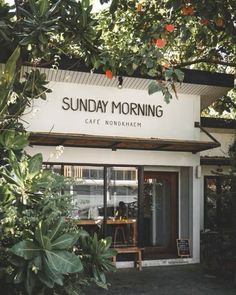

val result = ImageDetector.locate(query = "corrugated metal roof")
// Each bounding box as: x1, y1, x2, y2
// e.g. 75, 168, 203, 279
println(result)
0, 64, 231, 109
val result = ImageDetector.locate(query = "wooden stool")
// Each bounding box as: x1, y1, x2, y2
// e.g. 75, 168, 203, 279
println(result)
113, 226, 127, 245
112, 247, 144, 271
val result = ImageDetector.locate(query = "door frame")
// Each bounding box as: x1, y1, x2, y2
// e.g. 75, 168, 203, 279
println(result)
138, 170, 179, 255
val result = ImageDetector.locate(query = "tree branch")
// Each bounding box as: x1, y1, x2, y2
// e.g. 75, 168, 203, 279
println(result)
175, 59, 236, 68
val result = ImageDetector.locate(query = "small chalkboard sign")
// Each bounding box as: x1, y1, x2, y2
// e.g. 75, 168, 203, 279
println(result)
176, 239, 190, 257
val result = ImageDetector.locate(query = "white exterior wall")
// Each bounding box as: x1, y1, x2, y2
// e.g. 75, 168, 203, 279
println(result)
24, 81, 202, 264
23, 82, 200, 141
26, 146, 199, 167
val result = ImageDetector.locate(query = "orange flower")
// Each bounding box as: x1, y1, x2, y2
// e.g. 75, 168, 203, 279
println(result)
105, 69, 113, 79
181, 6, 194, 16
135, 3, 142, 12
155, 38, 167, 48
199, 18, 209, 25
164, 24, 175, 32
215, 17, 224, 27
161, 62, 170, 69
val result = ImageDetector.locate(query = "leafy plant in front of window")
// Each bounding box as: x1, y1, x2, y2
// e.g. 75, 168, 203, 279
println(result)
0, 46, 116, 295
9, 219, 83, 295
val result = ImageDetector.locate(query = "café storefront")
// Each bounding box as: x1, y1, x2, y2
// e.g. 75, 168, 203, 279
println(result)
24, 66, 233, 267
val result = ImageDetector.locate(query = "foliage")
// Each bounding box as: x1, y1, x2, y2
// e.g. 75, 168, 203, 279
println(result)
9, 219, 83, 295
203, 89, 236, 119
79, 234, 116, 289
0, 134, 116, 294
0, 30, 115, 295
201, 140, 236, 280
0, 0, 235, 105
96, 0, 235, 104
0, 0, 235, 293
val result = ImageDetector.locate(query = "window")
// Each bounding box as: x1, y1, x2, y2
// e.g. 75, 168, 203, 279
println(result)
204, 176, 233, 230
107, 167, 138, 219
43, 164, 139, 247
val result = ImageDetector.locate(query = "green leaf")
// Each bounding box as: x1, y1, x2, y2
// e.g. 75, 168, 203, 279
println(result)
4, 47, 20, 83
148, 81, 163, 95
82, 0, 90, 8
1, 129, 15, 148
25, 267, 36, 295
38, 271, 55, 288
39, 0, 49, 16
35, 222, 52, 250
10, 241, 41, 260
48, 218, 65, 242
43, 256, 64, 286
0, 130, 29, 150
51, 233, 77, 250
173, 69, 185, 82
164, 91, 173, 104
28, 153, 43, 178
35, 221, 47, 248
45, 250, 83, 274
12, 133, 29, 150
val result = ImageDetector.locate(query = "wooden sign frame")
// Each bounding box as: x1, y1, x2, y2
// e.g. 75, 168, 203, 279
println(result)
176, 239, 191, 257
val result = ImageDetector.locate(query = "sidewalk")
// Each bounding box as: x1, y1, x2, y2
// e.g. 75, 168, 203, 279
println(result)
85, 264, 236, 295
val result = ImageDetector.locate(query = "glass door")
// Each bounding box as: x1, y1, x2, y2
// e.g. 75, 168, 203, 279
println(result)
142, 172, 178, 257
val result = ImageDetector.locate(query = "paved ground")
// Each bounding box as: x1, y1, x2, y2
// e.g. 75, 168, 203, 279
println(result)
85, 264, 236, 295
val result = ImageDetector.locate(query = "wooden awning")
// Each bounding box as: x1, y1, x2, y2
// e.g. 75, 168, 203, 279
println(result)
29, 133, 220, 153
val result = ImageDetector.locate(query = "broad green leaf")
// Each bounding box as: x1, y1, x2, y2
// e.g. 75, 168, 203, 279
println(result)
4, 47, 20, 83
174, 69, 185, 82
48, 218, 65, 242
51, 233, 77, 250
10, 241, 41, 260
42, 256, 63, 286
0, 170, 19, 186
38, 271, 55, 288
12, 134, 29, 150
0, 130, 29, 150
0, 129, 14, 148
148, 81, 163, 95
164, 91, 172, 104
45, 250, 83, 274
28, 153, 43, 178
35, 221, 47, 248
8, 151, 24, 186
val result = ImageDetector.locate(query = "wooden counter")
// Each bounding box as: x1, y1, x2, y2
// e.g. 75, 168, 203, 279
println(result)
76, 218, 137, 246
